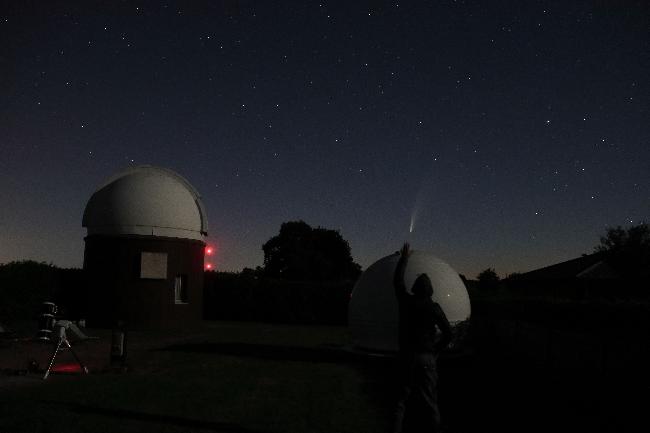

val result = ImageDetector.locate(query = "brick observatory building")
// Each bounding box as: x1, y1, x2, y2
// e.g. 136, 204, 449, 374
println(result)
82, 165, 208, 328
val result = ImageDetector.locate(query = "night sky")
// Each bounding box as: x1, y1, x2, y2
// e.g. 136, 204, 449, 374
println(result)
2, 1, 649, 278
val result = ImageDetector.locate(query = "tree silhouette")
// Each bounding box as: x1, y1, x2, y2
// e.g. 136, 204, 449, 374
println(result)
262, 221, 361, 281
595, 222, 650, 278
477, 267, 500, 290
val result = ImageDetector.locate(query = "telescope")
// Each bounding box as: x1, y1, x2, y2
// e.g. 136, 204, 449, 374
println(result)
36, 302, 57, 341
37, 301, 89, 379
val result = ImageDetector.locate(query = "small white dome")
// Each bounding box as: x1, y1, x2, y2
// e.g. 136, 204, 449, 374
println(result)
349, 251, 471, 352
83, 166, 208, 240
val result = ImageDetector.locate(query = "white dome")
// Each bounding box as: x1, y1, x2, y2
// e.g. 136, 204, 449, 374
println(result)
349, 251, 471, 352
83, 166, 208, 240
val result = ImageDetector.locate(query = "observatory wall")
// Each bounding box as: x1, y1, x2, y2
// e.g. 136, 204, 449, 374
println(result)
83, 234, 204, 328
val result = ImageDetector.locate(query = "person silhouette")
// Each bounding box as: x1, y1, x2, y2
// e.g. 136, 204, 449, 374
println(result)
392, 243, 452, 433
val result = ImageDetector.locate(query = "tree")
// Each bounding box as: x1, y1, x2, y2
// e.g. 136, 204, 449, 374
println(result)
0, 260, 84, 323
262, 221, 361, 281
477, 267, 500, 290
595, 222, 650, 278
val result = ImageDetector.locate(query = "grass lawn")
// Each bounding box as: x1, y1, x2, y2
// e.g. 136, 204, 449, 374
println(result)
0, 322, 387, 433
1, 320, 646, 433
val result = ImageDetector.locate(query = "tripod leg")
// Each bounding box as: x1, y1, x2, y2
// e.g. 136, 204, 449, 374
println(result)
43, 339, 64, 380
64, 340, 89, 374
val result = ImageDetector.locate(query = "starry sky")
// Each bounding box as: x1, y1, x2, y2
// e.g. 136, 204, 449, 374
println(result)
2, 1, 649, 278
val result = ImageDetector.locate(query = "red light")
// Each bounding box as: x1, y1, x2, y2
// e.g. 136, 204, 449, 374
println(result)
205, 263, 213, 270
206, 246, 214, 255
51, 363, 82, 373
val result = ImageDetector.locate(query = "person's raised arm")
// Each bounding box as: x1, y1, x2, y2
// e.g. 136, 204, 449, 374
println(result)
394, 243, 410, 299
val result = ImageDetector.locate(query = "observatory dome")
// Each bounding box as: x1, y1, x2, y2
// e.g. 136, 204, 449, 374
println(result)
348, 251, 471, 352
83, 165, 208, 240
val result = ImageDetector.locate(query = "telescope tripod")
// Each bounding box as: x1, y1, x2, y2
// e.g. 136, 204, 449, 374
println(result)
43, 330, 89, 379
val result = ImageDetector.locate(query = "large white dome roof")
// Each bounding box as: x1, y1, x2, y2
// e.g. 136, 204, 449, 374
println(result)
349, 251, 471, 352
83, 165, 208, 240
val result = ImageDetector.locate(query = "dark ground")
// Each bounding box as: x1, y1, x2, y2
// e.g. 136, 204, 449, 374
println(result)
1, 321, 647, 433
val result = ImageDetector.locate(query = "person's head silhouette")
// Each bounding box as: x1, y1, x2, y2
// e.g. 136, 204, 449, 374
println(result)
411, 273, 433, 298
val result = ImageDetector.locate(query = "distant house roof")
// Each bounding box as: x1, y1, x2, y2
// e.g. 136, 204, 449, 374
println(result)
516, 253, 619, 280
